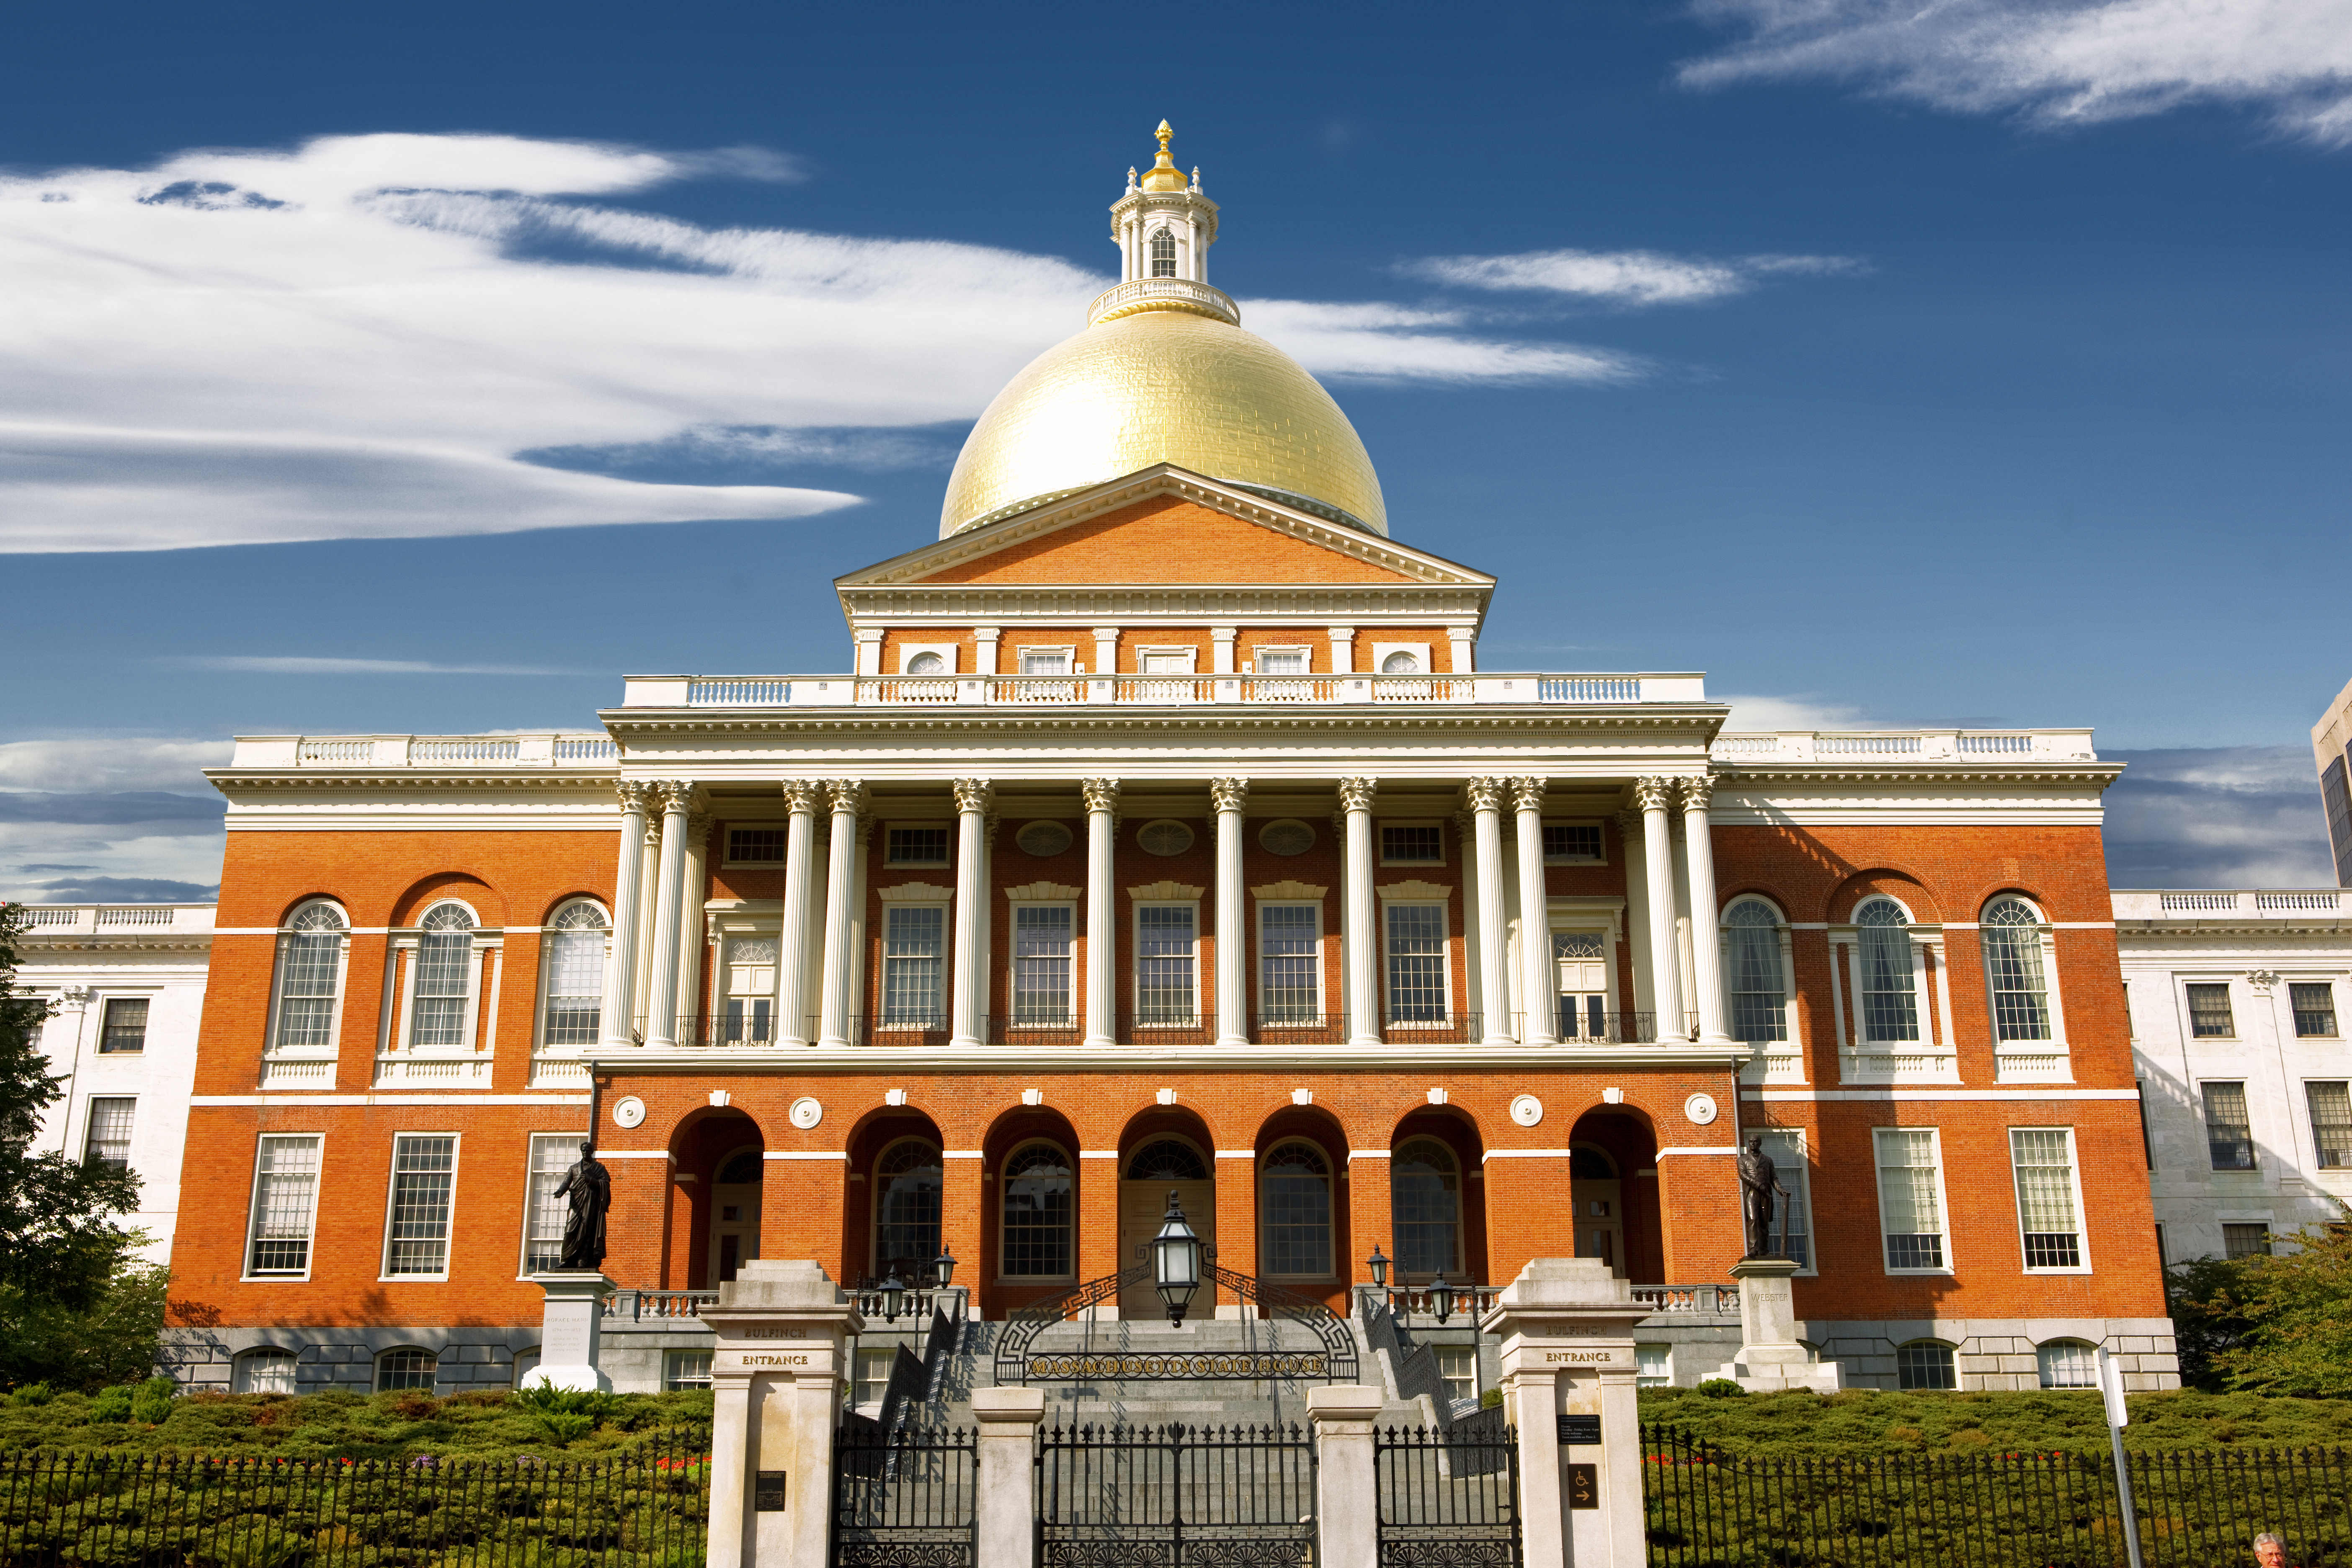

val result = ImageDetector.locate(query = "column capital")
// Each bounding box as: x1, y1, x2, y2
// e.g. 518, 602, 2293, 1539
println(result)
825, 778, 868, 817
1509, 775, 1548, 813
1632, 776, 1675, 814
1462, 776, 1506, 813
1677, 771, 1717, 813
1613, 807, 1641, 839
654, 779, 700, 815
1210, 776, 1249, 814
1337, 776, 1377, 814
781, 779, 821, 815
683, 811, 712, 844
953, 777, 994, 815
615, 779, 655, 814
1081, 776, 1122, 815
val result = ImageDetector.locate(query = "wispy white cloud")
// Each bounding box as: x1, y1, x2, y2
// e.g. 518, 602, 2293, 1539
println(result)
0, 737, 231, 794
0, 736, 230, 900
1400, 249, 1862, 307
1680, 0, 2352, 148
0, 132, 1645, 553
2104, 745, 2334, 886
160, 655, 578, 675
1716, 692, 1870, 731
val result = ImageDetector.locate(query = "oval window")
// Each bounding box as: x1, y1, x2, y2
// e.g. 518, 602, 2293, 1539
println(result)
1258, 819, 1316, 856
1016, 821, 1074, 857
1137, 820, 1194, 856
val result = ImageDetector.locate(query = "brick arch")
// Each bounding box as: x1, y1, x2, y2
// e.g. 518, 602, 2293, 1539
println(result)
534, 888, 611, 926
1252, 1104, 1353, 1310
981, 1104, 1083, 1319
665, 1105, 766, 1292
1716, 885, 1795, 920
1827, 869, 1942, 925
1115, 1103, 1216, 1167
388, 872, 505, 928
1388, 1105, 1488, 1285
271, 891, 351, 927
1971, 884, 2055, 921
840, 1106, 948, 1290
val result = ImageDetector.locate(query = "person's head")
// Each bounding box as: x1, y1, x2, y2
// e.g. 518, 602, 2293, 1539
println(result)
578, 1140, 594, 1159
2254, 1532, 2286, 1568
1747, 1135, 1763, 1152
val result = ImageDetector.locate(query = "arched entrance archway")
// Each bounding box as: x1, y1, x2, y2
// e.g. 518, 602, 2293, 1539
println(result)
1565, 1109, 1661, 1283
668, 1107, 763, 1290
1388, 1107, 1488, 1285
841, 1108, 947, 1289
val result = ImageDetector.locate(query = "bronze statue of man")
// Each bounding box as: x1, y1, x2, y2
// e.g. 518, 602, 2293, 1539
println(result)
552, 1140, 611, 1271
1736, 1135, 1788, 1259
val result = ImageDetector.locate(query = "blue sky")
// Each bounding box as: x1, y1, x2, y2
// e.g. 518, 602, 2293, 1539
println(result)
3, 0, 2347, 900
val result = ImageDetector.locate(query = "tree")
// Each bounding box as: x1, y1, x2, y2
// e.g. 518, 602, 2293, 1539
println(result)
2164, 1253, 2251, 1391
2202, 1209, 2352, 1398
0, 901, 161, 1390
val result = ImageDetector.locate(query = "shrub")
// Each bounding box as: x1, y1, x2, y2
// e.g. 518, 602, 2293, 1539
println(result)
1696, 1378, 1746, 1398
6, 1382, 52, 1406
514, 1377, 623, 1446
89, 1385, 133, 1422
130, 1375, 175, 1425
1480, 1387, 1503, 1409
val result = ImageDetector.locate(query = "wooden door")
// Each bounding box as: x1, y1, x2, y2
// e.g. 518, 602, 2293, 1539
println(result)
1570, 1178, 1624, 1277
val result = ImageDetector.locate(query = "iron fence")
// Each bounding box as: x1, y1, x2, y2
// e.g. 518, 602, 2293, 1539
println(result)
1035, 1421, 1315, 1566
1643, 1428, 2352, 1568
1375, 1423, 1521, 1567
0, 1443, 709, 1567
831, 1424, 976, 1568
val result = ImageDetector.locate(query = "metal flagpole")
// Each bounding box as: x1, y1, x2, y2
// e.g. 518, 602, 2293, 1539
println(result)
2098, 1346, 2146, 1568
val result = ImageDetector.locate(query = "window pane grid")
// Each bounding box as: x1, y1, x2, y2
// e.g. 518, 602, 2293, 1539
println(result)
1259, 904, 1319, 1024
524, 1135, 573, 1273
1726, 908, 1787, 1044
2291, 983, 2339, 1038
1877, 1130, 1945, 1270
2187, 983, 2235, 1038
83, 1097, 134, 1170
376, 1349, 437, 1392
236, 1349, 298, 1395
2012, 1130, 2081, 1268
1393, 1139, 1459, 1276
99, 997, 149, 1053
541, 905, 607, 1047
1137, 905, 1197, 1024
2202, 1081, 2254, 1170
2309, 1082, 2352, 1168
275, 909, 344, 1049
1380, 825, 1442, 864
886, 827, 949, 867
2223, 1223, 2271, 1259
386, 1135, 457, 1276
2038, 1341, 2097, 1388
663, 1350, 713, 1391
247, 1135, 321, 1276
1756, 1131, 1811, 1269
1262, 1146, 1332, 1276
1012, 905, 1073, 1024
1385, 904, 1447, 1023
1898, 1343, 1957, 1391
882, 907, 945, 1026
1983, 901, 2053, 1042
1857, 903, 1920, 1043
1001, 1147, 1072, 1277
875, 1142, 943, 1279
410, 910, 474, 1050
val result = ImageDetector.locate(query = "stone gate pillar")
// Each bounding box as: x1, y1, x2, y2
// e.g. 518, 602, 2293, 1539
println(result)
1480, 1258, 1647, 1568
702, 1260, 863, 1568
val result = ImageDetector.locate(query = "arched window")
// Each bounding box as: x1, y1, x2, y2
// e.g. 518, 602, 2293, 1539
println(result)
1896, 1340, 1956, 1391
1261, 1142, 1333, 1277
2037, 1339, 2097, 1388
542, 901, 608, 1047
1854, 897, 1919, 1042
410, 903, 477, 1048
1002, 1142, 1074, 1278
1982, 897, 2053, 1041
1723, 898, 1788, 1044
1393, 1137, 1460, 1276
1126, 1139, 1209, 1181
234, 1346, 298, 1395
1569, 1146, 1617, 1179
874, 1139, 943, 1281
1380, 650, 1422, 675
907, 651, 946, 675
375, 1347, 438, 1393
272, 902, 347, 1050
1150, 227, 1176, 278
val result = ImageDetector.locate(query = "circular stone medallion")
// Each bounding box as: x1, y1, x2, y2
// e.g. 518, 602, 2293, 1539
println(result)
1509, 1093, 1543, 1127
789, 1096, 823, 1130
1684, 1093, 1719, 1127
610, 1096, 646, 1130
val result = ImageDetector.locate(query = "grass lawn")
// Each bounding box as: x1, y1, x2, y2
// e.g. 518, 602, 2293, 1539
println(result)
1637, 1386, 2352, 1456
0, 1387, 712, 1461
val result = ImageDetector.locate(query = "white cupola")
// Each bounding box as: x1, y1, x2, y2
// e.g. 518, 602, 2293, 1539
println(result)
1111, 121, 1218, 284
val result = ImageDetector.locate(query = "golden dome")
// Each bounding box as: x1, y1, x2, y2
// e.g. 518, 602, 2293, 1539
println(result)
939, 307, 1389, 539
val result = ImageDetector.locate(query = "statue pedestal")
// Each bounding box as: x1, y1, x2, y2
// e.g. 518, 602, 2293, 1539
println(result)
531, 1271, 615, 1393
1728, 1258, 1841, 1393
702, 1260, 862, 1568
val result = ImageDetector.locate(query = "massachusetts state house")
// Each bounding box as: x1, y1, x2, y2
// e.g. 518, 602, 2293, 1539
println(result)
168, 126, 2175, 1399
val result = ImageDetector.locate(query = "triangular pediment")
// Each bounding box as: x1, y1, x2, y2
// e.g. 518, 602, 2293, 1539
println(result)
836, 467, 1494, 591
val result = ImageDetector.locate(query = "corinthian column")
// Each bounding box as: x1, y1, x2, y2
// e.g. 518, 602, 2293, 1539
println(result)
1212, 777, 1250, 1045
1634, 778, 1684, 1042
773, 781, 820, 1047
1466, 778, 1512, 1044
1511, 777, 1556, 1045
1679, 772, 1731, 1044
1339, 777, 1379, 1045
1082, 779, 1120, 1046
643, 781, 697, 1047
601, 781, 651, 1049
816, 780, 866, 1047
950, 778, 993, 1048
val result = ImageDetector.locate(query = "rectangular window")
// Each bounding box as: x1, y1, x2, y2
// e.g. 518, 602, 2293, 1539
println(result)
98, 997, 149, 1054
83, 1097, 134, 1171
2307, 1081, 2352, 1169
1011, 904, 1074, 1025
1257, 903, 1321, 1024
1380, 824, 1443, 865
2291, 983, 2339, 1038
542, 923, 605, 1048
274, 925, 342, 1049
1756, 1130, 1813, 1270
2136, 1081, 2156, 1169
1019, 647, 1071, 675
522, 1134, 574, 1274
881, 906, 946, 1026
1434, 1344, 1478, 1405
725, 827, 787, 864
409, 929, 472, 1049
1138, 649, 1195, 675
885, 826, 951, 867
1554, 931, 1609, 1040
384, 1134, 458, 1277
855, 1348, 895, 1407
2202, 1081, 2255, 1170
1257, 647, 1308, 676
2223, 1222, 2271, 1260
2154, 1222, 2167, 1264
1875, 1128, 1947, 1271
2011, 1128, 2085, 1270
1384, 903, 1448, 1024
2187, 983, 2235, 1039
2325, 755, 2352, 888
245, 1134, 322, 1278
1137, 905, 1198, 1025
663, 1349, 714, 1391
1542, 823, 1604, 863
1635, 1344, 1671, 1388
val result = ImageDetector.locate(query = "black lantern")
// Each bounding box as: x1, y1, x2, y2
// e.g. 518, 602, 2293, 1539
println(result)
878, 1267, 905, 1323
1151, 1190, 1203, 1326
1429, 1269, 1457, 1326
1367, 1243, 1390, 1290
934, 1247, 957, 1289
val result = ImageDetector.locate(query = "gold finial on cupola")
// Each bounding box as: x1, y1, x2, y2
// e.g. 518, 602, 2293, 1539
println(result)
1140, 118, 1188, 191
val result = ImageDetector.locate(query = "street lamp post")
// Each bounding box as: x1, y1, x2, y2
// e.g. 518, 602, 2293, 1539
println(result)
1151, 1190, 1203, 1327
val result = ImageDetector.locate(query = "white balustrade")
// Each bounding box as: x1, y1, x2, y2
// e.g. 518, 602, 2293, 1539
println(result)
1118, 676, 1210, 704
687, 679, 790, 706
995, 676, 1086, 703
21, 906, 83, 928
866, 677, 958, 704
554, 737, 618, 761
1815, 734, 1923, 756
1539, 676, 1641, 702
2161, 892, 2239, 911
281, 733, 616, 767
94, 906, 175, 928
1957, 733, 2033, 754
299, 737, 378, 764
2256, 891, 2340, 911
409, 737, 520, 763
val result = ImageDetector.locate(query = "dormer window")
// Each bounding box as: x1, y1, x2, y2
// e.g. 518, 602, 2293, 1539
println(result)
1150, 227, 1176, 278
906, 651, 946, 675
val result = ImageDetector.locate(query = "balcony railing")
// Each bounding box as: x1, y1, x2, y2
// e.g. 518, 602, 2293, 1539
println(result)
630, 1008, 1701, 1048
227, 733, 619, 769
1712, 729, 2098, 763
1632, 1283, 1741, 1315
627, 671, 1708, 711
2115, 889, 2344, 920
15, 904, 217, 936
602, 1289, 718, 1321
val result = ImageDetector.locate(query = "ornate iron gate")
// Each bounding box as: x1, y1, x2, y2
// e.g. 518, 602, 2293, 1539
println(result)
1035, 1421, 1317, 1566
1375, 1422, 1522, 1567
831, 1423, 977, 1567
998, 1264, 1358, 1386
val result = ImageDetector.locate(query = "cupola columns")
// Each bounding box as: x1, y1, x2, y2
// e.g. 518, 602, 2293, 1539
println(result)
1113, 121, 1218, 284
